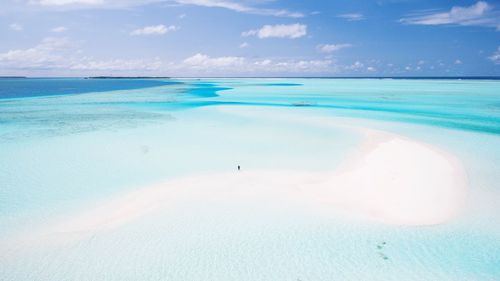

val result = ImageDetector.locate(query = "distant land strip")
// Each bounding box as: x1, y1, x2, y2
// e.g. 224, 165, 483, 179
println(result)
86, 76, 171, 79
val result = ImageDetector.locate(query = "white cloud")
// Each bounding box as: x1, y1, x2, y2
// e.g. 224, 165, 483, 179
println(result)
173, 0, 303, 18
130, 25, 178, 36
179, 53, 335, 74
0, 37, 73, 69
0, 37, 163, 73
28, 0, 167, 10
337, 13, 365, 21
255, 59, 272, 66
26, 0, 139, 9
178, 13, 186, 19
489, 47, 500, 64
37, 0, 104, 6
344, 61, 377, 73
183, 53, 245, 68
51, 26, 68, 32
239, 42, 249, 48
0, 37, 376, 76
31, 0, 302, 18
400, 1, 500, 30
316, 43, 352, 53
259, 59, 332, 73
71, 58, 163, 71
173, 0, 249, 12
9, 23, 23, 31
455, 59, 463, 65
242, 23, 307, 39
344, 61, 363, 70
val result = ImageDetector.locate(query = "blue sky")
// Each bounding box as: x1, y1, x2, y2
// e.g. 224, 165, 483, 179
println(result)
0, 0, 499, 77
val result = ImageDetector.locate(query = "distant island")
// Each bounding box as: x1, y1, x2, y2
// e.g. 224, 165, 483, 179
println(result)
0, 76, 27, 79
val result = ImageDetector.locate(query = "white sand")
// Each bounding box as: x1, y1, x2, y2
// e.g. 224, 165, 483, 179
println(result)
314, 130, 467, 225
28, 126, 467, 244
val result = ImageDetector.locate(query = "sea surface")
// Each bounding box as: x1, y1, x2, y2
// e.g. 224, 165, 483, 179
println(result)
1, 78, 499, 281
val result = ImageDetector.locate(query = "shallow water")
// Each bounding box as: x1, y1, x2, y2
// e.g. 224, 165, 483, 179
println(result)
1, 78, 499, 280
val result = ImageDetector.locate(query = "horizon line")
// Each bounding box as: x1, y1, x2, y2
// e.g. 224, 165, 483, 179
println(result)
2, 76, 500, 80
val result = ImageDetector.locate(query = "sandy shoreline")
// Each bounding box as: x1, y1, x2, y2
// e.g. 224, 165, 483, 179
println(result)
314, 129, 467, 225
12, 125, 464, 246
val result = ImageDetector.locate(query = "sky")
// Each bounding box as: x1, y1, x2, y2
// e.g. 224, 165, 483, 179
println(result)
0, 0, 499, 77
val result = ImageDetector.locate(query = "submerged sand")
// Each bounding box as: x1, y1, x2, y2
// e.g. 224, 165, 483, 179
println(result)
23, 126, 466, 246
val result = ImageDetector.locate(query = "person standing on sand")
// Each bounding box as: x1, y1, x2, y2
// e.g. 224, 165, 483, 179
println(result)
238, 165, 240, 171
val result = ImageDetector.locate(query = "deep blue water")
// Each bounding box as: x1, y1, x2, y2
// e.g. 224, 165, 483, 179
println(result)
0, 78, 178, 99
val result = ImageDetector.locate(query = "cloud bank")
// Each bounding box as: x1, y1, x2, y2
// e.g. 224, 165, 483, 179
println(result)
490, 47, 500, 64
130, 25, 178, 36
242, 24, 307, 39
317, 44, 352, 53
400, 1, 500, 30
337, 13, 365, 21
174, 0, 304, 18
29, 0, 304, 17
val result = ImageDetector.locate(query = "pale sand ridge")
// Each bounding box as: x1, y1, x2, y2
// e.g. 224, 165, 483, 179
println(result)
27, 127, 468, 244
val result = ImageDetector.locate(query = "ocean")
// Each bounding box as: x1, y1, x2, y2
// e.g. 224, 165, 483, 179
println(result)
1, 78, 499, 280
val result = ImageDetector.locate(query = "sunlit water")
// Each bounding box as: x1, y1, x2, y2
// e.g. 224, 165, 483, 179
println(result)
1, 78, 499, 280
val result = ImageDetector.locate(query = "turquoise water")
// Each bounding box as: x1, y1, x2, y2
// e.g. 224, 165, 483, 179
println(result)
1, 78, 500, 280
